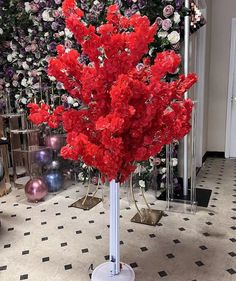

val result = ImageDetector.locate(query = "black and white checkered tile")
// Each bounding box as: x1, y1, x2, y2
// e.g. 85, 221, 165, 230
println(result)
0, 158, 235, 281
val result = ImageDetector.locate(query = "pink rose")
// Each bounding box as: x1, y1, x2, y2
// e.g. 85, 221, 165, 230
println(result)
25, 45, 32, 52
162, 19, 172, 31
65, 40, 72, 49
30, 3, 39, 13
52, 10, 60, 18
163, 5, 175, 18
31, 70, 38, 77
155, 17, 163, 26
31, 43, 37, 52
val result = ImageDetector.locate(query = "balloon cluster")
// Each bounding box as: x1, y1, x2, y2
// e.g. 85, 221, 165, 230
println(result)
25, 135, 66, 202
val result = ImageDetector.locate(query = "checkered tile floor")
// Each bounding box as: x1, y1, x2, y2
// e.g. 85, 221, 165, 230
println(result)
0, 158, 235, 281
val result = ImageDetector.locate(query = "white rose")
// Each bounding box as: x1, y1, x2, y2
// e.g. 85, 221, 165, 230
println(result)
28, 78, 33, 85
10, 43, 16, 51
158, 31, 168, 38
24, 2, 31, 12
139, 180, 145, 188
21, 97, 28, 105
12, 51, 17, 58
172, 158, 178, 167
22, 62, 29, 70
67, 96, 74, 104
21, 78, 28, 87
173, 12, 181, 24
65, 28, 73, 38
12, 81, 18, 87
0, 28, 3, 35
42, 10, 54, 22
167, 31, 180, 44
7, 54, 13, 62
49, 76, 56, 81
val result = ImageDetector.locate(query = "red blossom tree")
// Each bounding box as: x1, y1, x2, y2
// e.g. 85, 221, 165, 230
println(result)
28, 0, 197, 182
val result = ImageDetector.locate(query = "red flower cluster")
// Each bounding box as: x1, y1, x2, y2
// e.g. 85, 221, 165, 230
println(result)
28, 0, 197, 182
28, 103, 65, 129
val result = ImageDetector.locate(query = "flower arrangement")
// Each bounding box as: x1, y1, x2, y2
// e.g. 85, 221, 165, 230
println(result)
0, 0, 79, 110
28, 0, 197, 182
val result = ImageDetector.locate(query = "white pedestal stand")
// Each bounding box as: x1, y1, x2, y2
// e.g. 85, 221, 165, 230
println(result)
92, 180, 135, 281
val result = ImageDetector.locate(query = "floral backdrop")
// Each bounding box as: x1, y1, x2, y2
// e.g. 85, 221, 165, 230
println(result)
0, 0, 203, 192
0, 0, 186, 111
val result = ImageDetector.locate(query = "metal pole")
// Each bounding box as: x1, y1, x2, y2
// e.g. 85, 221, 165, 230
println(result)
109, 180, 120, 276
183, 0, 190, 197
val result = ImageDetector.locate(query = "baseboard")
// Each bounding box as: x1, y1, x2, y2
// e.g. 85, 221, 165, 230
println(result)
202, 151, 225, 163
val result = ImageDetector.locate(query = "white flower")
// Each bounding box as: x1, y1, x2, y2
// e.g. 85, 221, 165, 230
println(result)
49, 76, 56, 81
24, 2, 31, 12
26, 58, 32, 62
65, 28, 73, 38
21, 97, 28, 105
0, 28, 3, 35
167, 31, 180, 44
19, 54, 23, 58
21, 78, 28, 87
59, 31, 65, 36
161, 168, 167, 174
172, 158, 178, 167
10, 42, 17, 51
139, 180, 145, 188
7, 54, 13, 62
67, 96, 74, 104
11, 52, 17, 58
42, 10, 54, 22
158, 31, 168, 38
12, 81, 18, 87
28, 78, 33, 85
173, 12, 181, 24
15, 94, 20, 99
73, 102, 79, 107
22, 62, 29, 70
5, 83, 10, 87
82, 163, 87, 168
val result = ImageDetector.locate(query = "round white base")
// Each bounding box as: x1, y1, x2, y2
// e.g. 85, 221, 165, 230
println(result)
92, 262, 135, 281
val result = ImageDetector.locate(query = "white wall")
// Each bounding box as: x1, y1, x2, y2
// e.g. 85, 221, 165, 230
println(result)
207, 0, 236, 152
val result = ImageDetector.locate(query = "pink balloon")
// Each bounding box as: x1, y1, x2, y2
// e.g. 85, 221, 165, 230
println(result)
25, 178, 48, 202
45, 135, 65, 151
